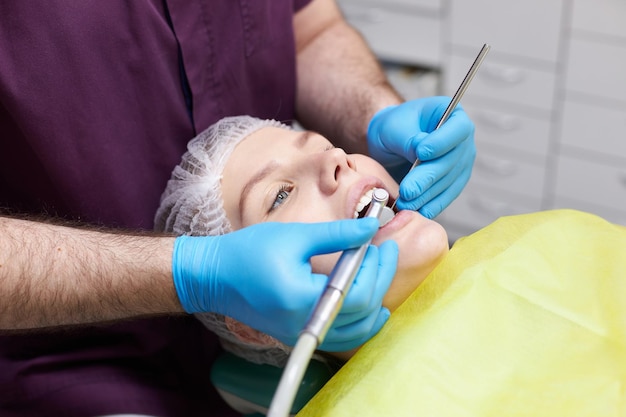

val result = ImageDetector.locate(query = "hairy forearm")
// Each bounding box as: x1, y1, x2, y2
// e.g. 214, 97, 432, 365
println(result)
294, 0, 403, 153
0, 216, 182, 330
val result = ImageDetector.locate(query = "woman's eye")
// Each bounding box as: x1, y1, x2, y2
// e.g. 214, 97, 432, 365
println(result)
270, 186, 291, 212
324, 144, 335, 151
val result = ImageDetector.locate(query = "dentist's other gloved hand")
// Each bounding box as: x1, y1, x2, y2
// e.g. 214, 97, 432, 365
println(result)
367, 96, 476, 218
172, 218, 399, 351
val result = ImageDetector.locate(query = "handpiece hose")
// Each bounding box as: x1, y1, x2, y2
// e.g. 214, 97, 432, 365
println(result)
267, 188, 390, 417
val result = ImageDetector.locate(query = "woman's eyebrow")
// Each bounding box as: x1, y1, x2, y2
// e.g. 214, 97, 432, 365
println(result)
239, 160, 279, 217
296, 130, 313, 149
238, 131, 314, 218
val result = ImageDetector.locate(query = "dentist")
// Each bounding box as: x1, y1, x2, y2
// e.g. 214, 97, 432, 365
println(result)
0, 0, 474, 416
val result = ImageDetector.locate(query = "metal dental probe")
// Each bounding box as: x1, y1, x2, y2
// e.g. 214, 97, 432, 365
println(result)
267, 188, 390, 417
389, 43, 491, 212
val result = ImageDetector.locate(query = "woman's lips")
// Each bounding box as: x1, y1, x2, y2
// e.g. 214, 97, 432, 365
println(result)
374, 209, 414, 239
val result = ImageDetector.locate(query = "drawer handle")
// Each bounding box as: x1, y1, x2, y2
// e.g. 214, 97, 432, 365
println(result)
475, 157, 517, 177
480, 65, 526, 85
475, 111, 521, 132
620, 173, 626, 189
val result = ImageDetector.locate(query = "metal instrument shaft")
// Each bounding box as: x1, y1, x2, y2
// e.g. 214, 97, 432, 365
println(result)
390, 43, 490, 212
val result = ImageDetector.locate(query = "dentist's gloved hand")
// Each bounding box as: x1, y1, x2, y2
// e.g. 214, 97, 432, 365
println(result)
172, 218, 399, 351
367, 96, 476, 218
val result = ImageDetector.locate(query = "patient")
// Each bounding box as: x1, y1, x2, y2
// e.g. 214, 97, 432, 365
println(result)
157, 117, 626, 415
155, 115, 448, 365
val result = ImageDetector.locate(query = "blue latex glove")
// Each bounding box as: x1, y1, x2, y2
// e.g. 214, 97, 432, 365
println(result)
172, 218, 399, 351
367, 96, 476, 218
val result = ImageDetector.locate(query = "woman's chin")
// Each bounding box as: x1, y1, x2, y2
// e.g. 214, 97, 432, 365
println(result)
376, 210, 450, 312
373, 209, 449, 256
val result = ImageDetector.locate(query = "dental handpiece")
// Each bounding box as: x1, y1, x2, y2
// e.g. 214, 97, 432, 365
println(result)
303, 187, 390, 343
389, 43, 490, 212
266, 189, 390, 417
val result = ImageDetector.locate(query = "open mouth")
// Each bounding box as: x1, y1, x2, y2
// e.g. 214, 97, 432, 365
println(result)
388, 194, 399, 214
354, 188, 398, 219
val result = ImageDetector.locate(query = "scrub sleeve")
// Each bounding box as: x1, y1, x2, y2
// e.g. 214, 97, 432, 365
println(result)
0, 0, 311, 416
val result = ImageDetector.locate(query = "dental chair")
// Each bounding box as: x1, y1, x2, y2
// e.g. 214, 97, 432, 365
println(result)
210, 352, 337, 416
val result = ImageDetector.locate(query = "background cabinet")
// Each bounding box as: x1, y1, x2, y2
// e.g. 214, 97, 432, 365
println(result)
339, 0, 626, 241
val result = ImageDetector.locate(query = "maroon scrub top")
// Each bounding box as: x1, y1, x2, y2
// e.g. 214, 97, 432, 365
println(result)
0, 0, 311, 415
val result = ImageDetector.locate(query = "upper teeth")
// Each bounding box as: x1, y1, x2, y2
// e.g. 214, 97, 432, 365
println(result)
353, 189, 374, 218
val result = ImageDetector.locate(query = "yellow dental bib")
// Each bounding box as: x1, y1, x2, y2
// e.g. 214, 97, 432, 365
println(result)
298, 210, 626, 417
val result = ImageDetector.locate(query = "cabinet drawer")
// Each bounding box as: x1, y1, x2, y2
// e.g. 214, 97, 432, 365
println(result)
560, 99, 626, 160
339, 2, 441, 66
565, 38, 626, 103
445, 54, 557, 113
554, 155, 626, 211
438, 182, 542, 239
465, 99, 552, 158
448, 0, 563, 64
384, 64, 439, 100
572, 0, 626, 39
470, 147, 546, 200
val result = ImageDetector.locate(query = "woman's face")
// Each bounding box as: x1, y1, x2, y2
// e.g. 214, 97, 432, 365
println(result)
221, 126, 449, 311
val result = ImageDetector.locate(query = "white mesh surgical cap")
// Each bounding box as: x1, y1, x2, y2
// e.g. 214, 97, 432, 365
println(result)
154, 115, 294, 367
155, 115, 288, 236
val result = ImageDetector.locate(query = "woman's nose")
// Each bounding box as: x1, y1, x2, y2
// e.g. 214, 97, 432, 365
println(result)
315, 148, 353, 194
